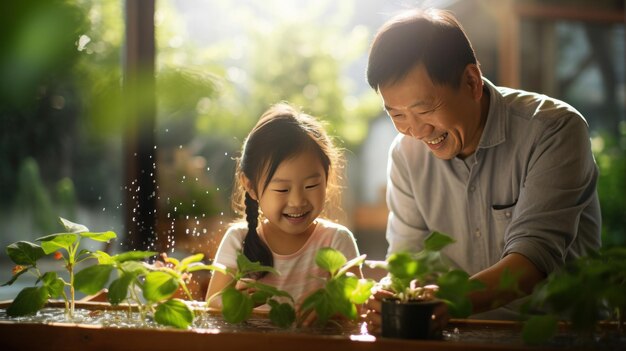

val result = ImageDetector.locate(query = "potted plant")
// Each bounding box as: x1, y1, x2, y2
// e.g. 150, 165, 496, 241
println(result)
368, 231, 484, 340
521, 246, 626, 346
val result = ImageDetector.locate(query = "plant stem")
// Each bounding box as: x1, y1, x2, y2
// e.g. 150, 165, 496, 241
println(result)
180, 282, 194, 301
69, 263, 75, 318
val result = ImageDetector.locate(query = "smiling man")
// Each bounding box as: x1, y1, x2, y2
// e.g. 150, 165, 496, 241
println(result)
364, 8, 601, 323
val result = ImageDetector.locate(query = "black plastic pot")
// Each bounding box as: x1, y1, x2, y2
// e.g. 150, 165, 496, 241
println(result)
381, 298, 443, 340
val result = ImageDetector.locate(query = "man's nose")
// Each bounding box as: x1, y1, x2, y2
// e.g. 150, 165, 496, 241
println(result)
407, 115, 433, 139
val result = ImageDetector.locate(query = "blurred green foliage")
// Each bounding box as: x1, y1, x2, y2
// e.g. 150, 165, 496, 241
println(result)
0, 0, 87, 209
592, 128, 626, 248
0, 0, 623, 247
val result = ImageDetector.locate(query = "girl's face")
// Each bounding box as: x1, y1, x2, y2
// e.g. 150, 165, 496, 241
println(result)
250, 149, 327, 237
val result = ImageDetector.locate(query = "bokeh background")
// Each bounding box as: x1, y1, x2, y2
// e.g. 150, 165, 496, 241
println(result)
1, 0, 624, 299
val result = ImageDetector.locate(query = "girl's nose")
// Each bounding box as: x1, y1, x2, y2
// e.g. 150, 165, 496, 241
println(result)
288, 188, 307, 207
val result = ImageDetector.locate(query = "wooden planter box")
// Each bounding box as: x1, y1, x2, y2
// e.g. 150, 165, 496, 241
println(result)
0, 301, 610, 351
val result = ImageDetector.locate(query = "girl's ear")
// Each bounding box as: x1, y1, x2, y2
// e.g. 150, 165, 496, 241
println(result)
240, 174, 258, 201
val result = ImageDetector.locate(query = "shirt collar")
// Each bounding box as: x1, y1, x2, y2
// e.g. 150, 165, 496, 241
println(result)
477, 77, 506, 149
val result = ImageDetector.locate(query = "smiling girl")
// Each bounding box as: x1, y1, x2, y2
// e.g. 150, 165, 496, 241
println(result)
206, 103, 361, 311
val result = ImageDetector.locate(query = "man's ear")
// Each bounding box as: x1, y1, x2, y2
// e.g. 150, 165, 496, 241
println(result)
463, 63, 483, 100
240, 174, 258, 201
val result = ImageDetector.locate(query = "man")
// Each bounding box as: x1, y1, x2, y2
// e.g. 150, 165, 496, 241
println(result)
364, 8, 601, 326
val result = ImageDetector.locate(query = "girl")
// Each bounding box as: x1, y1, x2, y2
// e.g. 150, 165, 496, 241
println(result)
206, 103, 362, 312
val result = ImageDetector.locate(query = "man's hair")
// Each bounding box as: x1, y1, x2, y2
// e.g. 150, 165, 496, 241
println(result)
367, 8, 477, 91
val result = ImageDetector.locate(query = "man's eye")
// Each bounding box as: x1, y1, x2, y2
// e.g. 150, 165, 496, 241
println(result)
305, 183, 320, 189
273, 189, 288, 193
418, 109, 435, 115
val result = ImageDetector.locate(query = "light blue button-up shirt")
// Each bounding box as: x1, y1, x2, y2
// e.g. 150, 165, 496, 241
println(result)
385, 78, 601, 277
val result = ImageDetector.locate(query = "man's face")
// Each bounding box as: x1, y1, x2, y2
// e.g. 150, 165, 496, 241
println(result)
379, 63, 484, 160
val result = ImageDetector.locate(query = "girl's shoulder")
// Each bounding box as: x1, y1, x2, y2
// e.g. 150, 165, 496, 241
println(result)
314, 218, 354, 237
223, 220, 249, 240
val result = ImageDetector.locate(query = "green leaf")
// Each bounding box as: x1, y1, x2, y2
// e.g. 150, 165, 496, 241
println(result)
328, 276, 358, 319
312, 291, 334, 325
221, 286, 253, 323
387, 252, 418, 280
92, 250, 114, 264
522, 315, 559, 345
424, 231, 455, 252
315, 247, 347, 276
80, 231, 117, 242
350, 278, 375, 304
436, 270, 484, 318
6, 286, 49, 316
41, 272, 64, 298
112, 250, 157, 263
59, 217, 89, 233
301, 289, 333, 324
267, 299, 295, 328
251, 290, 272, 305
6, 241, 46, 265
249, 281, 293, 301
120, 260, 150, 276
1, 265, 31, 286
37, 233, 77, 254
142, 271, 179, 302
236, 254, 279, 277
74, 264, 114, 295
300, 289, 324, 313
187, 263, 222, 273
179, 253, 204, 271
164, 256, 181, 267
203, 263, 228, 275
336, 254, 366, 278
154, 299, 194, 329
108, 273, 135, 305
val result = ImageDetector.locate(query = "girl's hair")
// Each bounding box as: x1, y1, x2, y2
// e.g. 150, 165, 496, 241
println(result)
232, 102, 344, 277
367, 8, 477, 91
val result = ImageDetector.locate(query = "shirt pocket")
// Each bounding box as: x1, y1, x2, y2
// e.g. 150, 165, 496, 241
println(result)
490, 203, 516, 262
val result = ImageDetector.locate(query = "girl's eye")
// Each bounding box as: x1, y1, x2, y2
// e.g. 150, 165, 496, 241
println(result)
305, 183, 320, 189
273, 189, 288, 193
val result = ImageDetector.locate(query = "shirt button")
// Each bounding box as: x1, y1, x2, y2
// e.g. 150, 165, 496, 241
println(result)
505, 211, 511, 218
469, 186, 476, 192
475, 229, 481, 237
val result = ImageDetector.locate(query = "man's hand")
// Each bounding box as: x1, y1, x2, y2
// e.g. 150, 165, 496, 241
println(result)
364, 288, 395, 333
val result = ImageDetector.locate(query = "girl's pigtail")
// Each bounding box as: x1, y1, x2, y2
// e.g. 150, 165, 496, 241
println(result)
242, 192, 273, 278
